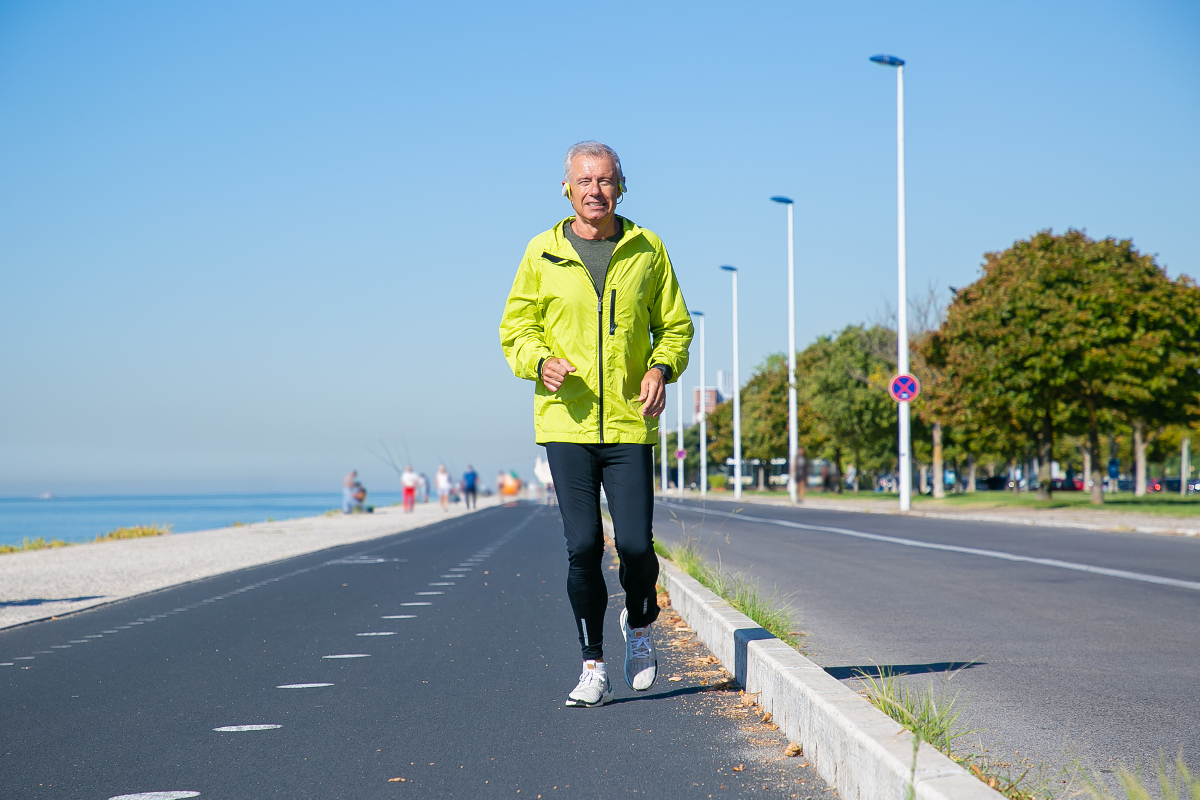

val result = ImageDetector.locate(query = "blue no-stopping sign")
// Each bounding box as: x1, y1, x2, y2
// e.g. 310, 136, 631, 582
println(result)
888, 373, 920, 402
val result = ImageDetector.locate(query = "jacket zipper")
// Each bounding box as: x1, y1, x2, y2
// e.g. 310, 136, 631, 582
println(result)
597, 295, 604, 443
609, 289, 616, 335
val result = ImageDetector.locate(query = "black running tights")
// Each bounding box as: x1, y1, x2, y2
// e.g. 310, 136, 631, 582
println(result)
545, 442, 660, 660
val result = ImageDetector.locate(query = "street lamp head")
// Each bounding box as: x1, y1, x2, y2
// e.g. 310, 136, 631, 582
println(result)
769, 196, 793, 205
719, 265, 737, 273
690, 310, 704, 317
869, 54, 905, 67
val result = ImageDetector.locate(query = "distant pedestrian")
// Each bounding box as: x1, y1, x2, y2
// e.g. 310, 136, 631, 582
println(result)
342, 470, 358, 514
435, 465, 453, 511
400, 466, 419, 512
462, 465, 478, 509
499, 140, 692, 707
418, 473, 429, 504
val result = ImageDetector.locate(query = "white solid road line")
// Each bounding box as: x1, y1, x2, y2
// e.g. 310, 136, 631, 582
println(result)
662, 501, 1200, 593
277, 683, 334, 689
213, 724, 282, 732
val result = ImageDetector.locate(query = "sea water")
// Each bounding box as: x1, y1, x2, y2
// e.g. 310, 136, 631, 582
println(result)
0, 492, 406, 548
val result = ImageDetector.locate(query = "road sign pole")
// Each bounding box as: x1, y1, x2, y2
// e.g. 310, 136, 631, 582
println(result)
896, 64, 911, 513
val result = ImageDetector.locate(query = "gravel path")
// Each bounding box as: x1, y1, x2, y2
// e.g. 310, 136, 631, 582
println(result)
0, 497, 502, 630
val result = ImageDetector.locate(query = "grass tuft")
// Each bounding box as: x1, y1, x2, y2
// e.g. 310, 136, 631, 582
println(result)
95, 523, 172, 542
660, 536, 801, 648
1081, 753, 1199, 800
0, 536, 72, 555
857, 667, 976, 754
858, 666, 1067, 800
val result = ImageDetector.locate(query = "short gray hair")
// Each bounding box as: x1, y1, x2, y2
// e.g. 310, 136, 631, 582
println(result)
563, 140, 624, 184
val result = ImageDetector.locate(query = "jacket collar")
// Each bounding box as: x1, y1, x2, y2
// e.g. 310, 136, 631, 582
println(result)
542, 216, 642, 263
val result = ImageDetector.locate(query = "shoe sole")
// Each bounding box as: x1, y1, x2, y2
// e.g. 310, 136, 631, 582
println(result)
564, 692, 612, 708
619, 608, 658, 691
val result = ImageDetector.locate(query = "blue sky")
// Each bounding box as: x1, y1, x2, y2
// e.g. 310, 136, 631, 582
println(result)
1, 0, 1196, 496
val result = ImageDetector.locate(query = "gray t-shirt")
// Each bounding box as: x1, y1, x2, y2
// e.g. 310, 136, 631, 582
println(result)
563, 219, 623, 297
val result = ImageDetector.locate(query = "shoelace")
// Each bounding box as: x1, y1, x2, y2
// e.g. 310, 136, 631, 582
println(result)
630, 631, 652, 660
577, 667, 606, 687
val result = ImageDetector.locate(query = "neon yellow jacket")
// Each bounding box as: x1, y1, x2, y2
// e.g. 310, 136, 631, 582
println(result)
500, 216, 693, 445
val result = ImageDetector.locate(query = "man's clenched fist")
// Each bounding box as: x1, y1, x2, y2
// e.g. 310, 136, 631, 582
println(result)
541, 358, 577, 392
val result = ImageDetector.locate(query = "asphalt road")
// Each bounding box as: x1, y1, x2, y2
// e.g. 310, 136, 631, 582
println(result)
654, 497, 1200, 774
2, 503, 820, 799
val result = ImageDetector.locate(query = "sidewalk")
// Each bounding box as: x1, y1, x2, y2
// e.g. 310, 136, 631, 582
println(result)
662, 490, 1200, 537
0, 496, 502, 631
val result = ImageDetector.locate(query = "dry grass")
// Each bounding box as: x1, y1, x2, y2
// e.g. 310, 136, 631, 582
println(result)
0, 536, 72, 555
95, 523, 172, 542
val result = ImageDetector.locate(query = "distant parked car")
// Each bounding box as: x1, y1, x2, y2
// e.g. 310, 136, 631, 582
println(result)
977, 476, 1010, 491
1050, 477, 1083, 491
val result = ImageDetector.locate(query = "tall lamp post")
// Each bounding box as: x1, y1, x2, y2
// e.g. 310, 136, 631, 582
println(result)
720, 266, 742, 499
676, 381, 684, 496
870, 53, 911, 512
770, 196, 798, 504
692, 310, 707, 497
660, 392, 668, 492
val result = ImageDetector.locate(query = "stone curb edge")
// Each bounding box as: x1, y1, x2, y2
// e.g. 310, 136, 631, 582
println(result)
656, 557, 1005, 800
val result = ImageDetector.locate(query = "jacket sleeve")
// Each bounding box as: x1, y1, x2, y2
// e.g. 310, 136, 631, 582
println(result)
647, 244, 693, 383
499, 246, 553, 382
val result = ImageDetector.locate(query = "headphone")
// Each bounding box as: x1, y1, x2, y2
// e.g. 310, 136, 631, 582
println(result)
562, 178, 628, 201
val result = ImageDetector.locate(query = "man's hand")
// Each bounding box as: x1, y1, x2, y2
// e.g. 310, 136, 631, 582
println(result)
541, 358, 576, 392
637, 367, 666, 417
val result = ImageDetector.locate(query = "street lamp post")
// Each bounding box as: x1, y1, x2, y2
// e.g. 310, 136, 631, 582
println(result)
720, 266, 742, 499
660, 390, 668, 492
676, 380, 684, 496
692, 310, 707, 498
870, 53, 911, 512
770, 196, 798, 504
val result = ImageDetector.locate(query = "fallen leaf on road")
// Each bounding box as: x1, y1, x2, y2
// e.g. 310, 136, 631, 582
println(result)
784, 741, 803, 757
668, 676, 683, 682
732, 764, 744, 772
388, 777, 405, 782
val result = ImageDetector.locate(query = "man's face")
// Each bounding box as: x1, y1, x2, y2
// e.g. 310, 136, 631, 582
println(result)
565, 155, 621, 224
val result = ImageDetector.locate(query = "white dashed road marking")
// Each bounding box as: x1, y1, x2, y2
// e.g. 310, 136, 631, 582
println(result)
382, 615, 417, 619
277, 683, 334, 689
416, 591, 443, 596
213, 724, 282, 732
401, 602, 431, 606
322, 654, 370, 659
356, 632, 396, 636
109, 792, 201, 800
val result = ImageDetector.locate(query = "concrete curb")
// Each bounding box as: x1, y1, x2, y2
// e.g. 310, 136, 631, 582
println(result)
657, 557, 1004, 800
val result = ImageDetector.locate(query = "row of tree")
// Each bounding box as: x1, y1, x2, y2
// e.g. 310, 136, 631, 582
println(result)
688, 230, 1200, 504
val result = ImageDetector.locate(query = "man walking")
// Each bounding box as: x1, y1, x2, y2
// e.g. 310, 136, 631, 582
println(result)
500, 141, 692, 707
462, 464, 478, 509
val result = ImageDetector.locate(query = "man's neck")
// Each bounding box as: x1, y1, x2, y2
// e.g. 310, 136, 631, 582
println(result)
570, 214, 620, 241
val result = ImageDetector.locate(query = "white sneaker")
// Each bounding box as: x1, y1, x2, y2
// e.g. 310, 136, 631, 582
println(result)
620, 608, 658, 691
565, 660, 612, 708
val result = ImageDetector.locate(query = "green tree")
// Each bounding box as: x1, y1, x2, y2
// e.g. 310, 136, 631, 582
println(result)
928, 230, 1200, 503
802, 326, 897, 491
